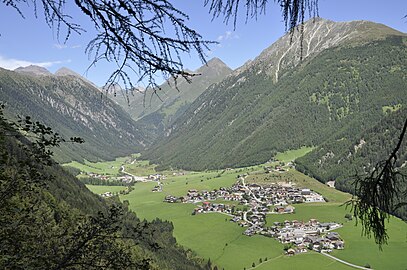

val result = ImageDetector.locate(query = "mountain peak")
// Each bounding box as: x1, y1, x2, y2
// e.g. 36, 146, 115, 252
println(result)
197, 57, 231, 74
55, 67, 100, 88
206, 57, 227, 66
249, 18, 406, 82
55, 67, 81, 77
14, 65, 52, 76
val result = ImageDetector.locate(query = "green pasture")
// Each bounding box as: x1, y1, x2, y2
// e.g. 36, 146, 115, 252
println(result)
266, 203, 407, 270
255, 252, 351, 270
86, 185, 126, 194
84, 154, 407, 270
124, 159, 157, 176
275, 146, 314, 163
64, 157, 129, 176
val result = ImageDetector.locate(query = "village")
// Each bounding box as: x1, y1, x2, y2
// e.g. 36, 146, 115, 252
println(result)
164, 175, 344, 254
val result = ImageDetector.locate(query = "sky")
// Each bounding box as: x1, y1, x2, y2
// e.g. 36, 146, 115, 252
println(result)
0, 0, 406, 87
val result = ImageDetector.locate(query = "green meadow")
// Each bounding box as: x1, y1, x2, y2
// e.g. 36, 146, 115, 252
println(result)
120, 169, 406, 270
65, 154, 157, 177
83, 152, 407, 270
274, 147, 315, 163
124, 159, 157, 176
64, 157, 129, 176
86, 185, 126, 195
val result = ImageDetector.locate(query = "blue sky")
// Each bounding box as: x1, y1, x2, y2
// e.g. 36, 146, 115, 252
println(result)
0, 0, 406, 86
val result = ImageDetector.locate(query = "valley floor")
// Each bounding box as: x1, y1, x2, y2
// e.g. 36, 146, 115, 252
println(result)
81, 152, 407, 270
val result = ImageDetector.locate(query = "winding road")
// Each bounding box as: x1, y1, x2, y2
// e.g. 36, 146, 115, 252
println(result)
320, 251, 373, 270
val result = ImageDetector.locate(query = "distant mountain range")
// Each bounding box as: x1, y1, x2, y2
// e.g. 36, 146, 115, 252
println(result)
0, 66, 150, 163
141, 18, 406, 204
109, 57, 233, 140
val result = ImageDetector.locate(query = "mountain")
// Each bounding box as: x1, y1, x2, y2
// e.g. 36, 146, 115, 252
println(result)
142, 18, 407, 173
111, 57, 232, 121
55, 67, 100, 88
15, 65, 52, 76
108, 58, 232, 140
0, 67, 150, 163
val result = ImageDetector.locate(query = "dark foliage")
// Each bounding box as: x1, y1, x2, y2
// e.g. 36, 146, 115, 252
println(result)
0, 106, 205, 269
346, 118, 407, 248
204, 0, 318, 31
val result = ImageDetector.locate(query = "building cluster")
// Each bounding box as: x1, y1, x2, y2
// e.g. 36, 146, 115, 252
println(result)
163, 177, 342, 255
164, 179, 325, 208
148, 174, 165, 181
192, 202, 233, 215
100, 191, 113, 198
86, 172, 138, 183
261, 219, 344, 254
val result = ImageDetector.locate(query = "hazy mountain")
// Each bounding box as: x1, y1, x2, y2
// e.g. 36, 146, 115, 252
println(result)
15, 65, 53, 76
54, 67, 100, 89
107, 57, 232, 140
0, 67, 150, 163
143, 18, 407, 173
110, 57, 232, 121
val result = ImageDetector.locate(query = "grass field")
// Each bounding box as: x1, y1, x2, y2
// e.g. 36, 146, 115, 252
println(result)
64, 157, 129, 176
266, 203, 407, 270
86, 185, 126, 194
274, 146, 314, 163
83, 153, 407, 270
64, 154, 162, 177
125, 159, 157, 176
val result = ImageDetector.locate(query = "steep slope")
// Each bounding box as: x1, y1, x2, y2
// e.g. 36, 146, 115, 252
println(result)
0, 67, 149, 163
0, 111, 205, 270
107, 58, 232, 140
111, 57, 232, 121
143, 19, 407, 171
134, 58, 233, 139
295, 108, 407, 219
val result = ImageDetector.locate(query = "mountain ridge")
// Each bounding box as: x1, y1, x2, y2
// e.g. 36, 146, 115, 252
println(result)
142, 19, 407, 173
0, 67, 149, 163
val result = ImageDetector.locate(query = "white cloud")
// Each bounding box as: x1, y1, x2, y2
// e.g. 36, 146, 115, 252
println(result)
54, 44, 81, 49
0, 55, 70, 70
54, 44, 68, 49
217, 30, 239, 42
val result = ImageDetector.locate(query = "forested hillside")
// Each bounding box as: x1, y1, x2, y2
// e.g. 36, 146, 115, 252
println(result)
144, 33, 407, 171
0, 67, 149, 163
0, 106, 205, 270
296, 108, 407, 219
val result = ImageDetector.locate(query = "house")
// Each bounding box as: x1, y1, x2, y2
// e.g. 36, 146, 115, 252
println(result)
326, 181, 335, 188
275, 206, 285, 213
164, 195, 178, 203
286, 248, 296, 256
100, 192, 113, 197
326, 232, 340, 241
284, 205, 295, 213
333, 240, 344, 249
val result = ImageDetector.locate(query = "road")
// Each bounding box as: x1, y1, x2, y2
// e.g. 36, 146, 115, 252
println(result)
241, 177, 262, 203
320, 251, 373, 270
120, 165, 148, 182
